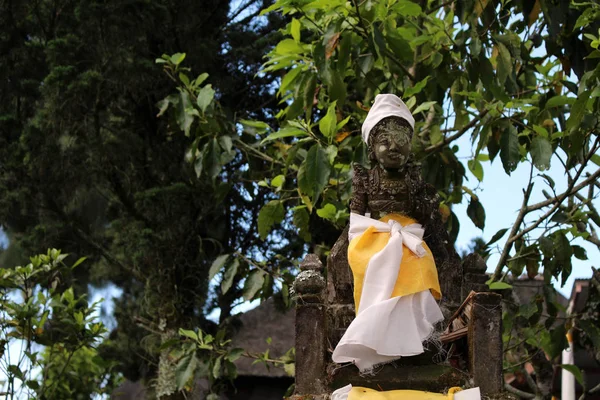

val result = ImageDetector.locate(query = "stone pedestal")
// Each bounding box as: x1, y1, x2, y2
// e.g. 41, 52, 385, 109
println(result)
293, 254, 327, 396
468, 292, 504, 395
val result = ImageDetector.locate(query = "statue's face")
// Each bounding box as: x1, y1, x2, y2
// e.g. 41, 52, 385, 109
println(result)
372, 129, 411, 169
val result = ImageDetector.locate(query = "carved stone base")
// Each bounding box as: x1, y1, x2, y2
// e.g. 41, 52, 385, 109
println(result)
328, 361, 468, 393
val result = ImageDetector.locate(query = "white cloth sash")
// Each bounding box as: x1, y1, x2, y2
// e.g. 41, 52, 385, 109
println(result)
332, 213, 444, 372
348, 213, 426, 314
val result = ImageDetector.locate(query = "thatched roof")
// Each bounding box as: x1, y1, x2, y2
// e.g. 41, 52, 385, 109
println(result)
230, 298, 295, 378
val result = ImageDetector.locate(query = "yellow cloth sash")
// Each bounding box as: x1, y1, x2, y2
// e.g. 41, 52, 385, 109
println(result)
348, 213, 441, 313
347, 386, 463, 400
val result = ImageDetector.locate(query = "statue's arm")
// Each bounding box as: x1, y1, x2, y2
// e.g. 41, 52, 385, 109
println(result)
350, 163, 368, 215
409, 165, 439, 225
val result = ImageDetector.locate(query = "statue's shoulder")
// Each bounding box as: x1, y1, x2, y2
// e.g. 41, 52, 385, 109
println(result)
352, 162, 369, 179
351, 163, 369, 194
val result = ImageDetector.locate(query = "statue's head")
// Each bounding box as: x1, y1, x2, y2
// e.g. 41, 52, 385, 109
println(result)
362, 94, 415, 169
368, 116, 413, 168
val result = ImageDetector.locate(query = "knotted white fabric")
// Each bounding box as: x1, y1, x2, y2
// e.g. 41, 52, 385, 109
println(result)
361, 94, 415, 144
332, 213, 444, 372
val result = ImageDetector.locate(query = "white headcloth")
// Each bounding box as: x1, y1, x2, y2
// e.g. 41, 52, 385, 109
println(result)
361, 94, 415, 143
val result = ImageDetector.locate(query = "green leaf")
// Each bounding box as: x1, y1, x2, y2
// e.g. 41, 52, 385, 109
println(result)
170, 53, 186, 65
271, 175, 286, 188
194, 73, 209, 87
404, 77, 430, 98
293, 207, 311, 242
197, 84, 215, 113
540, 324, 567, 359
213, 356, 222, 379
240, 119, 270, 135
386, 31, 414, 63
258, 201, 285, 240
470, 37, 482, 57
221, 258, 240, 294
496, 43, 512, 84
566, 90, 591, 132
572, 245, 587, 260
500, 123, 520, 174
412, 101, 436, 115
487, 228, 509, 246
227, 348, 245, 362
275, 39, 304, 55
319, 101, 338, 138
262, 127, 308, 143
467, 197, 486, 229
392, 0, 422, 16
532, 125, 548, 138
71, 256, 87, 269
468, 159, 484, 181
488, 281, 513, 290
298, 144, 331, 202
179, 328, 198, 341
329, 71, 347, 104
284, 363, 295, 377
209, 254, 229, 281
279, 67, 303, 96
176, 354, 198, 390
578, 319, 600, 349
560, 365, 584, 387
530, 136, 552, 171
303, 73, 317, 121
179, 72, 190, 87
317, 203, 337, 220
176, 92, 194, 136
7, 364, 24, 380
546, 96, 575, 108
243, 270, 265, 301
291, 18, 301, 42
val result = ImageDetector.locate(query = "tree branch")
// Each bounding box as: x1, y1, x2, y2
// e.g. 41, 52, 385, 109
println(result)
504, 383, 536, 399
492, 167, 534, 281
526, 168, 600, 213
493, 137, 600, 280
424, 109, 489, 153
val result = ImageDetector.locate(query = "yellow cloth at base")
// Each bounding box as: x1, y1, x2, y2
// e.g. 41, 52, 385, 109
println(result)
347, 386, 463, 400
348, 213, 442, 313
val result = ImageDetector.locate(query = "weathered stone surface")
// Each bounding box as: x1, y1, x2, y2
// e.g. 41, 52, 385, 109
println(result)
295, 304, 328, 395
301, 253, 324, 271
326, 303, 355, 349
295, 270, 326, 297
462, 254, 490, 297
328, 362, 467, 392
468, 292, 503, 396
327, 225, 354, 305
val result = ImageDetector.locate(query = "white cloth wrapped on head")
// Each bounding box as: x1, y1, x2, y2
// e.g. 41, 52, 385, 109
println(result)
361, 94, 415, 144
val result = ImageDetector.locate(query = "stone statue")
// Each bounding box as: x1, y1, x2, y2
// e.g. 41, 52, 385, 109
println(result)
290, 94, 505, 400
351, 116, 461, 301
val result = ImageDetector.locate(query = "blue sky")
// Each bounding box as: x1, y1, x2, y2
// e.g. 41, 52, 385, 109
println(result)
452, 133, 598, 298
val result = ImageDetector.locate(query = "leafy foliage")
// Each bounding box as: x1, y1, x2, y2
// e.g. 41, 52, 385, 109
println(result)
0, 249, 119, 399
161, 0, 600, 396
4, 0, 600, 397
0, 1, 298, 396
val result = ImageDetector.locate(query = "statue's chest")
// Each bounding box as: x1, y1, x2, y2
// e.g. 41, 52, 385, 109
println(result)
367, 174, 410, 197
